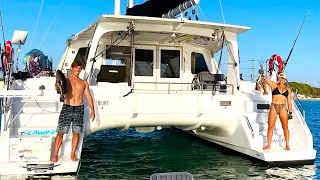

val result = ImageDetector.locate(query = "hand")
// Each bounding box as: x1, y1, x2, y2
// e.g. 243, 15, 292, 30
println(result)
258, 69, 264, 74
288, 112, 292, 119
90, 110, 95, 121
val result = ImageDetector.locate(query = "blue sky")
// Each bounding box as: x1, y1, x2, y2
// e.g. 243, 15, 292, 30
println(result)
1, 0, 319, 86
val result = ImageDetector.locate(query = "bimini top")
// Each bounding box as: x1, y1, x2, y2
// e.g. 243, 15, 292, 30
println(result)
68, 15, 251, 43
125, 0, 193, 18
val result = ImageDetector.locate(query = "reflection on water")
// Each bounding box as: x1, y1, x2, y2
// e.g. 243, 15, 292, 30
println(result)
2, 100, 320, 180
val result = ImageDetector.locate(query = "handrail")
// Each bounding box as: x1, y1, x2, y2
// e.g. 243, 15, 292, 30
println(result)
0, 89, 43, 97
286, 82, 306, 124
243, 115, 254, 138
1, 89, 44, 131
4, 98, 31, 131
133, 81, 234, 94
293, 99, 306, 125
294, 96, 306, 119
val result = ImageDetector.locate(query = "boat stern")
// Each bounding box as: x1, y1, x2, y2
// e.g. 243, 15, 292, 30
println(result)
253, 146, 316, 167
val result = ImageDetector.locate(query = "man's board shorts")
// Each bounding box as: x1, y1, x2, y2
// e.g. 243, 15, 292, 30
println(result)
57, 104, 84, 134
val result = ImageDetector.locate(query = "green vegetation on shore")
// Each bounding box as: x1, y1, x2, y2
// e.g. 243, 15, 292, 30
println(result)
289, 82, 320, 98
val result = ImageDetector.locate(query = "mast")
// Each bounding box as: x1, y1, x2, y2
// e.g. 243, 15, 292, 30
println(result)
128, 0, 134, 9
114, 0, 121, 15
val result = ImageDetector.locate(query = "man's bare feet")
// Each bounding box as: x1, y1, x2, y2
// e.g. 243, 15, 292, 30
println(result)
263, 145, 271, 150
71, 155, 79, 162
285, 146, 290, 150
50, 155, 58, 163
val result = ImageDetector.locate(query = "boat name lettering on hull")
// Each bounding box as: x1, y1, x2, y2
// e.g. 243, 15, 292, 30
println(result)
19, 155, 39, 160
18, 149, 33, 153
21, 130, 57, 135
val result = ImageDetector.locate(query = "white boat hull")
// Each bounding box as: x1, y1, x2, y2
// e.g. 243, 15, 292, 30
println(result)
0, 14, 316, 177
0, 159, 80, 177
186, 130, 316, 166
0, 78, 316, 176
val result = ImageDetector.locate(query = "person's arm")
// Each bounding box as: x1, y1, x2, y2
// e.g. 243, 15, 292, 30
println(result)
287, 88, 293, 119
262, 74, 276, 90
84, 81, 95, 121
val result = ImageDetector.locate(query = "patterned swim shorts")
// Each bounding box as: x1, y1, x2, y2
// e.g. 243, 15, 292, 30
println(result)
57, 104, 84, 134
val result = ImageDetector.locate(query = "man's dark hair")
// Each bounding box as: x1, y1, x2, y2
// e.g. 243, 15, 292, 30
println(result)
71, 60, 83, 68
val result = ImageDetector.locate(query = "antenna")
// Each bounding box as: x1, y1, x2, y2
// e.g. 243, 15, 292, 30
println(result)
250, 59, 254, 81
0, 11, 5, 49
12, 30, 28, 73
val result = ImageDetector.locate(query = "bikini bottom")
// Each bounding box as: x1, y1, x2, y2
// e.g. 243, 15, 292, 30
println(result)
271, 103, 286, 115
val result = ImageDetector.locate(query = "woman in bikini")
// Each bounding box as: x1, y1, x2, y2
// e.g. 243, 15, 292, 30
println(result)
262, 73, 293, 150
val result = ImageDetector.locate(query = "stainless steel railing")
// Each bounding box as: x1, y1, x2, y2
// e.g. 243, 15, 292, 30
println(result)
133, 81, 234, 94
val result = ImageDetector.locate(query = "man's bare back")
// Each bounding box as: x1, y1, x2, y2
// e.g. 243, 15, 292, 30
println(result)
64, 77, 86, 106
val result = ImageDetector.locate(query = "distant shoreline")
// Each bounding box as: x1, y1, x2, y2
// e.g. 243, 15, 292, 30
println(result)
295, 98, 320, 101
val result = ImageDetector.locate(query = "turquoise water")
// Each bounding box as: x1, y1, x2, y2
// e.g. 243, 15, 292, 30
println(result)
1, 101, 319, 179
77, 100, 320, 180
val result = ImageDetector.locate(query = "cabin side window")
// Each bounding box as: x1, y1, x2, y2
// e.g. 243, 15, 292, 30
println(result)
74, 47, 89, 69
94, 46, 130, 83
160, 49, 180, 78
191, 52, 209, 74
135, 49, 154, 76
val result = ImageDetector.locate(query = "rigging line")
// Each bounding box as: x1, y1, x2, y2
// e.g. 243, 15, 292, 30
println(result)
37, 0, 65, 49
218, 0, 226, 24
197, 4, 207, 22
0, 11, 5, 49
283, 8, 310, 68
29, 0, 44, 50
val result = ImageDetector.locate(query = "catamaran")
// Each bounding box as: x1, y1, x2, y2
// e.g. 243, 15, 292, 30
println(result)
0, 0, 316, 177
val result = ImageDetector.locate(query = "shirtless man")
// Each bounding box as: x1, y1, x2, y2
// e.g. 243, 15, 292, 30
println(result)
51, 60, 95, 162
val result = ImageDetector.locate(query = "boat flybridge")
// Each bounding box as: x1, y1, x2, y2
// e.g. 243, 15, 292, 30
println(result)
0, 0, 316, 177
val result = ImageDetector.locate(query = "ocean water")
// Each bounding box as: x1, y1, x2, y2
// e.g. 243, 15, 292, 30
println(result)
1, 100, 320, 180
76, 100, 320, 180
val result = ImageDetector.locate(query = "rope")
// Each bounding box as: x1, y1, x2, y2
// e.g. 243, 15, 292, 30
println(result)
29, 0, 44, 50
38, 0, 65, 49
218, 0, 226, 24
197, 4, 207, 22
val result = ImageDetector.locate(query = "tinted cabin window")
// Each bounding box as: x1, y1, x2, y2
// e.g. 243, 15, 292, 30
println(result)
105, 46, 131, 82
191, 52, 208, 74
74, 47, 88, 69
160, 50, 180, 78
106, 46, 130, 66
135, 49, 153, 76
